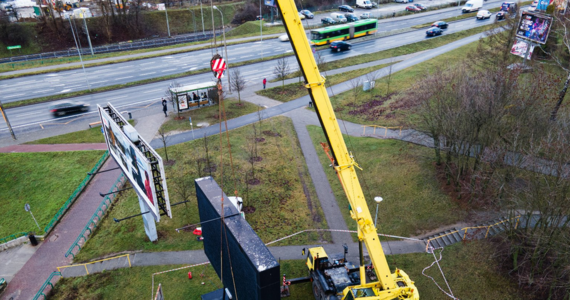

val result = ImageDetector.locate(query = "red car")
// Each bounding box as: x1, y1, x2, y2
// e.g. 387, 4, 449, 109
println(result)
405, 5, 421, 12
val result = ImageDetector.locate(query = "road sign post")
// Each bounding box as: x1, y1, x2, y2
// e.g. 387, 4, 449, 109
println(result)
189, 117, 195, 139
25, 203, 41, 232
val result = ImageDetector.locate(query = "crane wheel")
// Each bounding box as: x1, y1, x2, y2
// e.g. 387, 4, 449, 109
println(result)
312, 281, 323, 300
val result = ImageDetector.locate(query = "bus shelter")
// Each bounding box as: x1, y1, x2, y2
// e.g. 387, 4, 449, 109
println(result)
169, 81, 216, 111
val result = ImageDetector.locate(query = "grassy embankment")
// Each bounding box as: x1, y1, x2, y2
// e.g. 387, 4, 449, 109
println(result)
74, 116, 329, 262
0, 151, 104, 237
50, 242, 529, 299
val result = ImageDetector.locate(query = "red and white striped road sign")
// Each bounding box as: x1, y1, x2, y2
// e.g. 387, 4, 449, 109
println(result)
210, 55, 226, 79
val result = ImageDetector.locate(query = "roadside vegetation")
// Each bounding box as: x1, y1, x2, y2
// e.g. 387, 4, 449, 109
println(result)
0, 151, 104, 237
27, 120, 135, 144
75, 116, 328, 262
50, 241, 529, 299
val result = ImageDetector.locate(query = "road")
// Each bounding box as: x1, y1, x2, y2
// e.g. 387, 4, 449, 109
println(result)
0, 0, 508, 103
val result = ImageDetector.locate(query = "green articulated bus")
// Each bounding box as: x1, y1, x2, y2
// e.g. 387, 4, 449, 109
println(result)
310, 19, 378, 45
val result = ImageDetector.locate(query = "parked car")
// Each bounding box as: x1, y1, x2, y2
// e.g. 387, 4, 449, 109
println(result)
344, 13, 359, 22
279, 34, 290, 42
338, 5, 354, 12
300, 9, 314, 19
426, 27, 443, 37
299, 12, 306, 19
321, 17, 338, 25
360, 12, 372, 19
414, 3, 427, 10
49, 101, 90, 117
330, 41, 352, 52
371, 1, 379, 7
476, 9, 492, 19
356, 0, 373, 9
331, 12, 348, 23
406, 5, 421, 11
431, 21, 448, 29
496, 10, 506, 20
395, 0, 408, 3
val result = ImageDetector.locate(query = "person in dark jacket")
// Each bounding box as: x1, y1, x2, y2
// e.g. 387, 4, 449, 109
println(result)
162, 98, 168, 117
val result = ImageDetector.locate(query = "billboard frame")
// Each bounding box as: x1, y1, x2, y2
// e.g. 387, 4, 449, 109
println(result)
515, 11, 553, 45
98, 104, 171, 221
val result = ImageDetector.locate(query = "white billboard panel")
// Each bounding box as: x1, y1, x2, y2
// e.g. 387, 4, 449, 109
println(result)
511, 40, 535, 59
98, 104, 171, 221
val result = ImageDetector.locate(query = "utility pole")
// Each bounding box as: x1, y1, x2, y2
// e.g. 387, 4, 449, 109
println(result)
82, 15, 94, 56
0, 101, 16, 140
200, 0, 206, 36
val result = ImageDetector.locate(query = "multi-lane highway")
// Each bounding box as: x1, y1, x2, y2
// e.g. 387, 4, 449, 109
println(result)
0, 0, 509, 103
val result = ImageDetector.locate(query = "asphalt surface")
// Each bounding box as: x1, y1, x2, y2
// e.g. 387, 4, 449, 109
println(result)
0, 0, 509, 104
0, 15, 499, 141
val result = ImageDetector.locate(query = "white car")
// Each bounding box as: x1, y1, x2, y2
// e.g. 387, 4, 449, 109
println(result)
476, 9, 492, 19
299, 12, 305, 19
395, 0, 408, 3
279, 34, 290, 42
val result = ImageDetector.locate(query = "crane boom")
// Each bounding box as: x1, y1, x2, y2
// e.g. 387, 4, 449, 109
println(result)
275, 0, 419, 299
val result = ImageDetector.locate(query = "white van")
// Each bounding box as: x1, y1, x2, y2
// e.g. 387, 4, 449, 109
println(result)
356, 0, 373, 9
330, 13, 347, 23
461, 0, 483, 13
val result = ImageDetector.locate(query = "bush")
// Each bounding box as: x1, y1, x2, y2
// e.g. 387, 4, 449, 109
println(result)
231, 3, 258, 25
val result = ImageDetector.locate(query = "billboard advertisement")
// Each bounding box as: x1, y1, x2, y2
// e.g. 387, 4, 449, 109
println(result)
178, 94, 188, 110
264, 0, 275, 6
98, 104, 170, 221
511, 40, 535, 59
516, 12, 552, 44
536, 0, 552, 11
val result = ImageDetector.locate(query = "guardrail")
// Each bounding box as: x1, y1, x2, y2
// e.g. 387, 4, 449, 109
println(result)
362, 125, 403, 137
425, 215, 521, 252
0, 232, 28, 244
43, 151, 109, 235
65, 173, 126, 259
57, 254, 131, 277
32, 271, 61, 300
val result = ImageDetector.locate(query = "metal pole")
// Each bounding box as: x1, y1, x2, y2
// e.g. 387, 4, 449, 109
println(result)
29, 210, 41, 231
200, 0, 205, 36
210, 0, 216, 52
165, 1, 171, 37
375, 203, 379, 227
260, 0, 262, 41
0, 101, 16, 140
82, 15, 94, 57
214, 6, 230, 92
69, 17, 91, 91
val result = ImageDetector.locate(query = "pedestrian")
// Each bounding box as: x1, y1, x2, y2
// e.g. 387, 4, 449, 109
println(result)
162, 98, 168, 117
309, 101, 313, 108
263, 78, 267, 89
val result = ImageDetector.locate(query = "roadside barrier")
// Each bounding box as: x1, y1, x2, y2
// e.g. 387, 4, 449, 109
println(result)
0, 232, 28, 244
43, 151, 109, 235
65, 173, 127, 259
57, 254, 131, 277
32, 271, 61, 300
362, 125, 403, 137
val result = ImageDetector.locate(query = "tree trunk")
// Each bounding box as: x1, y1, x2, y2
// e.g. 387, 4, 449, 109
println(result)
550, 71, 570, 121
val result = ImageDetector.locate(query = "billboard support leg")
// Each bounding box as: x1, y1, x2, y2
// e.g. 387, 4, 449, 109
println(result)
138, 195, 158, 242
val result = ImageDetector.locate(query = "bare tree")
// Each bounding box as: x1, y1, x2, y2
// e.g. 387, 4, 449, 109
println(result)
274, 55, 291, 92
157, 127, 170, 162
348, 77, 361, 109
386, 60, 393, 95
230, 68, 246, 104
543, 12, 570, 121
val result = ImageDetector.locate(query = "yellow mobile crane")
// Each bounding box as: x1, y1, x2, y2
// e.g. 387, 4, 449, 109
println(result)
274, 0, 420, 299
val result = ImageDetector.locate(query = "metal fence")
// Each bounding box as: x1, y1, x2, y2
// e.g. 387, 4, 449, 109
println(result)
43, 151, 109, 235
0, 32, 216, 65
66, 173, 126, 259
0, 232, 28, 244
32, 271, 61, 300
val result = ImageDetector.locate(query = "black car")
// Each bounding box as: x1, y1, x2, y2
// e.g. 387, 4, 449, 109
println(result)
321, 17, 338, 25
496, 10, 507, 20
330, 41, 352, 52
49, 101, 90, 117
431, 21, 448, 29
338, 5, 354, 12
344, 13, 359, 22
426, 27, 443, 37
300, 9, 314, 19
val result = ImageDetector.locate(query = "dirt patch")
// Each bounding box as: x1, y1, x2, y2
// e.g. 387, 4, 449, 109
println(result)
255, 137, 266, 142
243, 206, 256, 214
263, 130, 282, 137
249, 156, 263, 163
247, 178, 261, 185
164, 159, 176, 166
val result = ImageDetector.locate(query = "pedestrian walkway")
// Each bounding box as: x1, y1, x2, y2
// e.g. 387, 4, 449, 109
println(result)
0, 114, 168, 300
0, 143, 107, 153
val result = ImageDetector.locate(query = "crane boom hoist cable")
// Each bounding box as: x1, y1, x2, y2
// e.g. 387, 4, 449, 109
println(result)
274, 0, 420, 299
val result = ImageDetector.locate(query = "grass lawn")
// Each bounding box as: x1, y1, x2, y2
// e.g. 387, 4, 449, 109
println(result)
307, 126, 464, 237
28, 120, 135, 144
225, 20, 285, 39
257, 63, 393, 102
159, 99, 262, 134
50, 241, 528, 299
75, 116, 329, 262
0, 151, 105, 237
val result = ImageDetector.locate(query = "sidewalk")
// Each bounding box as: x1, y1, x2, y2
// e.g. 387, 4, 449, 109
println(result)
0, 113, 168, 300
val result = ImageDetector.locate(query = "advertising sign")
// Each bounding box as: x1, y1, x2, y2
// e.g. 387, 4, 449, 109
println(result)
536, 0, 551, 10
264, 0, 275, 6
516, 12, 552, 44
98, 105, 161, 221
511, 40, 535, 59
178, 94, 188, 110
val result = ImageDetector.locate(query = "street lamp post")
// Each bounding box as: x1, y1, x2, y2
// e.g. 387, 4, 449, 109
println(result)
200, 0, 206, 36
374, 196, 383, 228
188, 8, 197, 39
82, 15, 94, 57
164, 0, 171, 37
68, 16, 91, 91
260, 0, 263, 41
213, 5, 231, 92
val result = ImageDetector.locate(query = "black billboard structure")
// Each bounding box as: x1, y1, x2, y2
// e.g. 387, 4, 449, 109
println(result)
98, 103, 171, 241
195, 177, 280, 300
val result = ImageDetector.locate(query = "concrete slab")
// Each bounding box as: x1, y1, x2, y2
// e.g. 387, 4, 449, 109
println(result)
0, 242, 40, 283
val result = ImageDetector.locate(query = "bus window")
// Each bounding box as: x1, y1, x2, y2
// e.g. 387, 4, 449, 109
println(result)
311, 32, 321, 40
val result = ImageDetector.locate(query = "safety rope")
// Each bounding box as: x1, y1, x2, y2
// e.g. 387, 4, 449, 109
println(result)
422, 242, 459, 300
